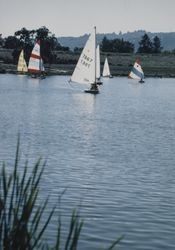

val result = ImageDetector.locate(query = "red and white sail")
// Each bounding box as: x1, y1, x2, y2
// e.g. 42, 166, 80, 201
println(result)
28, 40, 42, 74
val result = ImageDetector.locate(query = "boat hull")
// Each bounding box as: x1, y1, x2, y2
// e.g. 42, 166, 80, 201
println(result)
97, 80, 103, 85
102, 75, 113, 78
29, 74, 46, 79
84, 89, 99, 94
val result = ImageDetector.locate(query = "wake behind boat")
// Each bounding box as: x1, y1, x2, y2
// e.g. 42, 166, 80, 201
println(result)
70, 27, 99, 94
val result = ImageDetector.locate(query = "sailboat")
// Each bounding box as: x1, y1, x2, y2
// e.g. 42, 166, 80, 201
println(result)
28, 40, 45, 79
17, 49, 28, 74
96, 45, 103, 85
102, 57, 113, 78
128, 59, 144, 83
70, 27, 99, 94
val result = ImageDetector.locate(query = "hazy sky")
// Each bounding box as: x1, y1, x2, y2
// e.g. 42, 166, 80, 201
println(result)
0, 0, 175, 37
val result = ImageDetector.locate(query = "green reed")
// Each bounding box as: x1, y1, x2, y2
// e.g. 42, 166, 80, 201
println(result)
0, 137, 122, 249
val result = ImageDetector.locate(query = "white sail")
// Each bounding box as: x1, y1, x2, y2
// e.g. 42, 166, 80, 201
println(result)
129, 59, 144, 80
71, 28, 96, 84
96, 45, 100, 79
28, 40, 42, 74
102, 57, 111, 77
17, 50, 28, 73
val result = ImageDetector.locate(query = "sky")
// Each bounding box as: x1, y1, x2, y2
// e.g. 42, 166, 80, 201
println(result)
0, 0, 175, 37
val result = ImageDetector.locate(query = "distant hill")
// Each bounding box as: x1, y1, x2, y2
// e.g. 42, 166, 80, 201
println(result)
58, 30, 175, 51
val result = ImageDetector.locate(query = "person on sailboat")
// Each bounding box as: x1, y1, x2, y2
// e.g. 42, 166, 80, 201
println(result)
90, 83, 98, 91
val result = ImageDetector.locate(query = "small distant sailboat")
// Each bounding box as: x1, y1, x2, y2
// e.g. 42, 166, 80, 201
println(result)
128, 59, 144, 83
70, 27, 99, 94
17, 49, 28, 74
96, 45, 102, 85
28, 40, 45, 79
102, 57, 113, 78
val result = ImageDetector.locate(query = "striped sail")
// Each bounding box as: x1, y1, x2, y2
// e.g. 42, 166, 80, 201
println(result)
70, 28, 96, 84
129, 59, 144, 80
28, 40, 42, 74
17, 50, 28, 73
102, 57, 111, 77
96, 45, 100, 79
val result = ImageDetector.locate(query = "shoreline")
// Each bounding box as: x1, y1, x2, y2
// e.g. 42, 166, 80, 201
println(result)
1, 51, 175, 78
1, 63, 175, 78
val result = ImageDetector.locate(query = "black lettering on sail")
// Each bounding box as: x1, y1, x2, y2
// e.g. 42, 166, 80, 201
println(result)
82, 53, 92, 63
81, 59, 91, 68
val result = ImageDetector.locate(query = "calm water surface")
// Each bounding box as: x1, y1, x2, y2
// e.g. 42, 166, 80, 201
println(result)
0, 74, 175, 249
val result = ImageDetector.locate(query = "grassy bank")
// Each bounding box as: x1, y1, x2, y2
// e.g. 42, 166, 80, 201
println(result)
1, 49, 175, 77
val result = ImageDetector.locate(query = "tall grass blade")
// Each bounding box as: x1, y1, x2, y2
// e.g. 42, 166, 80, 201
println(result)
107, 235, 124, 250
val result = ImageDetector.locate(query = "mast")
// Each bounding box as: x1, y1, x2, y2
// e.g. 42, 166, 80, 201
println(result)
94, 26, 96, 84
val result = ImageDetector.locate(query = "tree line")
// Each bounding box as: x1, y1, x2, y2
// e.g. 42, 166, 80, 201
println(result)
101, 33, 163, 53
0, 28, 165, 64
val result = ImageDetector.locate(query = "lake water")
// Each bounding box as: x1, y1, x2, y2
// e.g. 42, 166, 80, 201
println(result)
0, 74, 175, 249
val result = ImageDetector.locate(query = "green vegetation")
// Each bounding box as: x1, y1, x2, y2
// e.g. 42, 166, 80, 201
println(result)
137, 33, 163, 53
0, 28, 165, 65
2, 27, 69, 64
101, 36, 134, 53
0, 28, 175, 77
0, 137, 122, 249
1, 49, 175, 77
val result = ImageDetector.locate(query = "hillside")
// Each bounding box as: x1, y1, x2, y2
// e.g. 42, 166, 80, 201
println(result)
58, 30, 175, 51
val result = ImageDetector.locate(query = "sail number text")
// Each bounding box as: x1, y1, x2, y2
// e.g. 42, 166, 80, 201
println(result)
81, 54, 93, 68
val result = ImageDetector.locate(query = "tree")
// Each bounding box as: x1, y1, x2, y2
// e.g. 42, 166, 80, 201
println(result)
15, 27, 35, 62
3, 36, 20, 49
35, 26, 69, 63
153, 36, 162, 53
0, 34, 4, 47
15, 27, 35, 45
3, 26, 70, 64
101, 36, 112, 52
12, 26, 69, 64
101, 36, 134, 53
137, 33, 153, 53
74, 47, 83, 53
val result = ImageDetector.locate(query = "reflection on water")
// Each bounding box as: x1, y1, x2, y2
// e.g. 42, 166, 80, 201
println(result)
72, 92, 97, 114
0, 75, 175, 249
